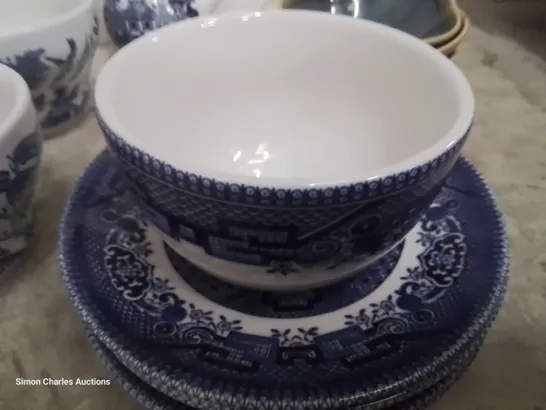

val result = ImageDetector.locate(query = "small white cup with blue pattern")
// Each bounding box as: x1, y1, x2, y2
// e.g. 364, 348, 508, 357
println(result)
0, 64, 43, 275
0, 0, 98, 138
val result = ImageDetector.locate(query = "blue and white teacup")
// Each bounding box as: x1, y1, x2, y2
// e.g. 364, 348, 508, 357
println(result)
103, 0, 199, 48
0, 0, 97, 137
94, 10, 475, 291
0, 64, 42, 272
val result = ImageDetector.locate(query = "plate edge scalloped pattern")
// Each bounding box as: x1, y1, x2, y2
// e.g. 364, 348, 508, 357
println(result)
58, 151, 510, 409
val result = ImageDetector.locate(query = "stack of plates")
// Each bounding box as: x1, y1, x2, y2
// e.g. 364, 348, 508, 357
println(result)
280, 0, 470, 58
59, 151, 509, 409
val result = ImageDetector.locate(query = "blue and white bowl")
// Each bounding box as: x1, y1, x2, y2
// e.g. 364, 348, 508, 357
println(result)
0, 0, 98, 137
0, 64, 42, 275
103, 0, 200, 48
94, 10, 475, 291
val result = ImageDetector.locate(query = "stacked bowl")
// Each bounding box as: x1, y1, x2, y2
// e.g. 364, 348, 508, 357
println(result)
59, 10, 509, 410
280, 0, 469, 58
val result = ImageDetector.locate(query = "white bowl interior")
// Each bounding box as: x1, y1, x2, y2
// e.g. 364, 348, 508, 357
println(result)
0, 0, 86, 35
95, 10, 474, 188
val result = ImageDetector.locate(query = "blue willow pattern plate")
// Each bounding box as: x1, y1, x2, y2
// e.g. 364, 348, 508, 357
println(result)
85, 326, 485, 410
59, 151, 509, 410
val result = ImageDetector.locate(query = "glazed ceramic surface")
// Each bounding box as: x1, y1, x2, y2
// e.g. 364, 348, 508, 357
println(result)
282, 0, 460, 43
103, 0, 199, 47
85, 327, 485, 410
0, 0, 98, 137
95, 10, 475, 289
437, 11, 470, 56
0, 64, 42, 274
59, 151, 508, 409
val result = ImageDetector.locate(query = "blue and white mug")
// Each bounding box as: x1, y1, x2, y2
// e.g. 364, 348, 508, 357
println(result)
0, 64, 42, 270
0, 0, 97, 137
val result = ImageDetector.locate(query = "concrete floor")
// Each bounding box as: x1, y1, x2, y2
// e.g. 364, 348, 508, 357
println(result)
460, 0, 546, 109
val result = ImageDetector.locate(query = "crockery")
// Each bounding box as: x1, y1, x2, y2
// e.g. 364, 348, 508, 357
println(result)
437, 11, 470, 57
0, 64, 42, 275
0, 0, 98, 137
95, 10, 475, 290
103, 0, 199, 48
59, 151, 508, 410
281, 0, 462, 46
85, 326, 485, 410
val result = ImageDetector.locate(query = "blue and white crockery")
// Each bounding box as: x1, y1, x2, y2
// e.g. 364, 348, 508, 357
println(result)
281, 0, 462, 46
0, 64, 42, 275
103, 0, 199, 48
94, 10, 475, 291
59, 151, 509, 409
84, 327, 486, 410
0, 0, 98, 137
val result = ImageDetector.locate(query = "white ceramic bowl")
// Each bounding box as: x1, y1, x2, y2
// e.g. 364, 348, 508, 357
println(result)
95, 10, 474, 291
0, 0, 97, 137
0, 64, 42, 273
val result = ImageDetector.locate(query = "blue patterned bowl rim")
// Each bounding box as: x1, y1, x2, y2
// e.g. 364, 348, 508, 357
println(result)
98, 112, 473, 206
58, 151, 510, 409
94, 9, 475, 191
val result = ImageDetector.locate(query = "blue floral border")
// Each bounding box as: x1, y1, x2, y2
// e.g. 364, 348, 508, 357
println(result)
59, 151, 509, 410
97, 114, 471, 206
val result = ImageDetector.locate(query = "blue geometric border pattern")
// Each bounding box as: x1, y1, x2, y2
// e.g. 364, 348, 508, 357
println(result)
87, 325, 486, 410
59, 151, 509, 410
97, 114, 470, 206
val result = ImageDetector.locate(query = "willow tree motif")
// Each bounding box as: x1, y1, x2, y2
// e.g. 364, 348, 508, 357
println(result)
42, 85, 87, 129
48, 39, 78, 84
2, 131, 42, 210
0, 30, 96, 130
0, 130, 42, 243
0, 49, 51, 90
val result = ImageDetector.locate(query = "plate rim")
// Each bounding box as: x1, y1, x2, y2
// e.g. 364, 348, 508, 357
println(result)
59, 151, 510, 409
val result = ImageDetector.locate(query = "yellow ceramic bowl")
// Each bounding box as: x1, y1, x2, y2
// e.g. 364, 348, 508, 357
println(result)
425, 0, 463, 46
437, 10, 470, 57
